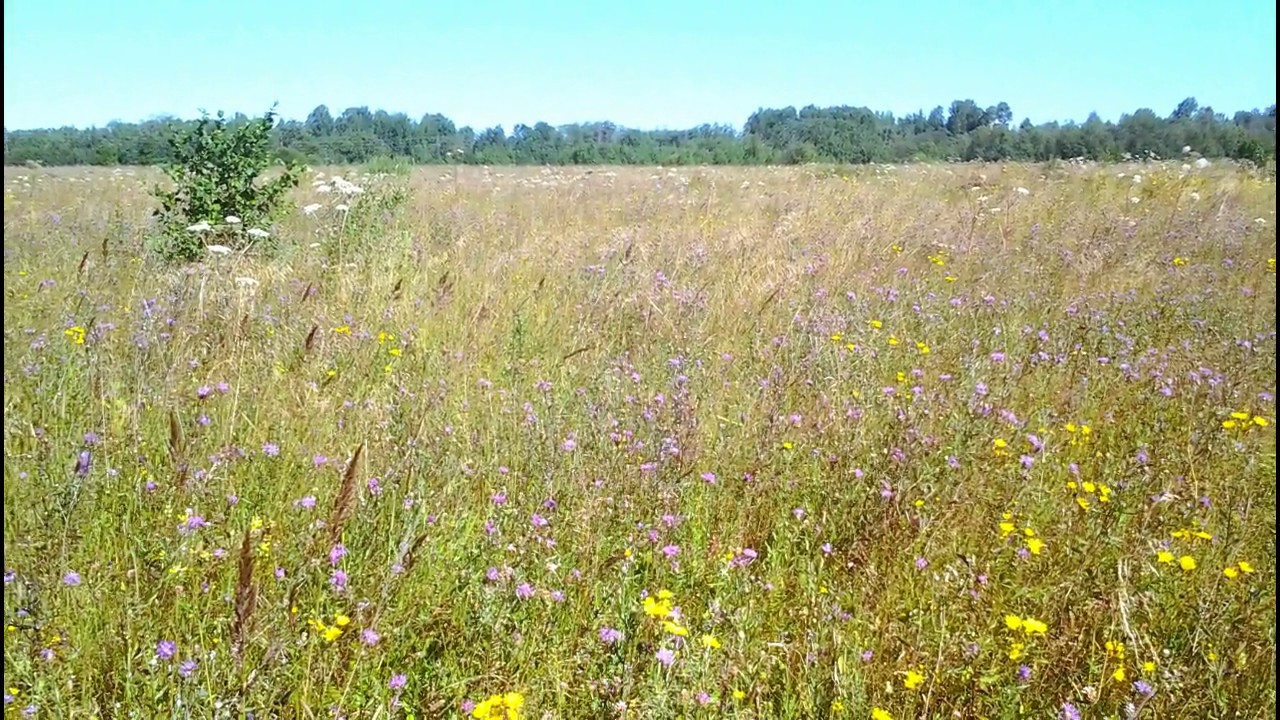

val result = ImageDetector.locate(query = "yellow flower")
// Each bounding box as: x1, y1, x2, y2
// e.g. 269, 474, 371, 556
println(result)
388, 348, 402, 357
332, 325, 351, 335
1223, 566, 1239, 579
1106, 640, 1126, 659
322, 626, 343, 643
1172, 256, 1187, 266
872, 709, 894, 720
1065, 423, 1077, 433
1075, 497, 1090, 511
1007, 642, 1024, 660
916, 341, 930, 355
993, 438, 1008, 449
642, 595, 673, 618
1081, 481, 1097, 494
1143, 661, 1156, 673
999, 522, 1016, 537
831, 333, 843, 342
831, 700, 845, 712
1178, 555, 1196, 572
1222, 420, 1237, 429
1022, 618, 1048, 635
64, 326, 86, 345
781, 441, 794, 450
903, 670, 925, 690
700, 634, 721, 649
472, 692, 525, 720
1230, 411, 1250, 420
1004, 615, 1023, 631
1112, 666, 1126, 682
1026, 538, 1045, 555
1253, 416, 1270, 427
732, 690, 746, 700
662, 621, 689, 637
887, 335, 900, 346
1157, 551, 1174, 564
1237, 561, 1255, 574
869, 319, 883, 329
334, 614, 351, 627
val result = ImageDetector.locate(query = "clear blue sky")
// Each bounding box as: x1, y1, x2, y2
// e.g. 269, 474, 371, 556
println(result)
3, 0, 1275, 131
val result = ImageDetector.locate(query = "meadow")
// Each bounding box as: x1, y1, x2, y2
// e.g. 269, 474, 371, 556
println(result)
2, 161, 1276, 719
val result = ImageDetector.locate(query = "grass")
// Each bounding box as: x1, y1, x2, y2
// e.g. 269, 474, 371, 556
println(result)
2, 162, 1276, 719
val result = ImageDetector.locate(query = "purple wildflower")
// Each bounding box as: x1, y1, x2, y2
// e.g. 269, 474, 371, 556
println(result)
83, 431, 100, 446
328, 544, 347, 566
62, 571, 81, 586
361, 628, 381, 646
1020, 454, 1035, 469
701, 471, 717, 484
1018, 664, 1031, 681
1134, 680, 1155, 698
599, 627, 623, 645
915, 556, 929, 570
295, 495, 317, 510
156, 640, 177, 661
313, 454, 328, 467
389, 673, 407, 691
178, 659, 197, 678
531, 513, 549, 528
661, 544, 680, 558
74, 450, 92, 477
515, 582, 534, 599
860, 650, 874, 662
655, 648, 675, 667
4, 569, 15, 585
1061, 703, 1081, 720
262, 442, 280, 457
196, 385, 212, 399
330, 569, 348, 591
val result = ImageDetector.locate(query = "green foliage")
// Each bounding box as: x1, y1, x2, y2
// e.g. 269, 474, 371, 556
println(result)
7, 98, 1276, 168
150, 109, 302, 261
362, 154, 413, 176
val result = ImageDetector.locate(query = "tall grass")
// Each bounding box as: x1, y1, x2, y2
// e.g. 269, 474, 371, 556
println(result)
3, 162, 1276, 718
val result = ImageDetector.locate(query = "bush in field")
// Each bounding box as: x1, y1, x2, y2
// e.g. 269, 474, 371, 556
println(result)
151, 109, 302, 261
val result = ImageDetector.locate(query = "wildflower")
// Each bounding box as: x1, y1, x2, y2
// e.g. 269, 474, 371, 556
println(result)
330, 569, 348, 591
887, 335, 900, 346
1112, 666, 1126, 682
1018, 664, 1032, 681
1238, 561, 1255, 573
515, 583, 534, 600
1157, 551, 1174, 564
1026, 538, 1045, 555
1022, 618, 1048, 635
732, 690, 746, 700
655, 648, 675, 667
156, 640, 176, 661
1004, 614, 1023, 631
869, 319, 883, 329
903, 669, 925, 689
872, 709, 893, 720
1223, 566, 1239, 579
1134, 680, 1155, 698
389, 673, 408, 691
700, 634, 721, 649
361, 628, 380, 646
1008, 642, 1025, 660
1061, 703, 1081, 720
178, 659, 197, 678
322, 625, 343, 643
662, 620, 689, 637
62, 571, 81, 587
74, 450, 92, 476
599, 627, 623, 645
1178, 555, 1196, 572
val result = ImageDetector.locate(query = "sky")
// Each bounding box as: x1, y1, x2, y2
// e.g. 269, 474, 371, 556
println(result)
3, 0, 1276, 132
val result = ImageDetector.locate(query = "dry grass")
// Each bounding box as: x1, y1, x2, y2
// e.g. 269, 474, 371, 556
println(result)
2, 162, 1276, 718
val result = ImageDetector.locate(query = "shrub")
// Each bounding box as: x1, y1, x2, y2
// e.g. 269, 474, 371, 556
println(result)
151, 109, 302, 261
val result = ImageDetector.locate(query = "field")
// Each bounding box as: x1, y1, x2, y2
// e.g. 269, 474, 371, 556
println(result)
2, 162, 1276, 719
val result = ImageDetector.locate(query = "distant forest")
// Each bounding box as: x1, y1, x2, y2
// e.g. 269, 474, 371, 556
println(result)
4, 97, 1275, 167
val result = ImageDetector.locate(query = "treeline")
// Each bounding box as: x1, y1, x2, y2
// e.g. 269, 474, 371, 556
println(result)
4, 97, 1275, 167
